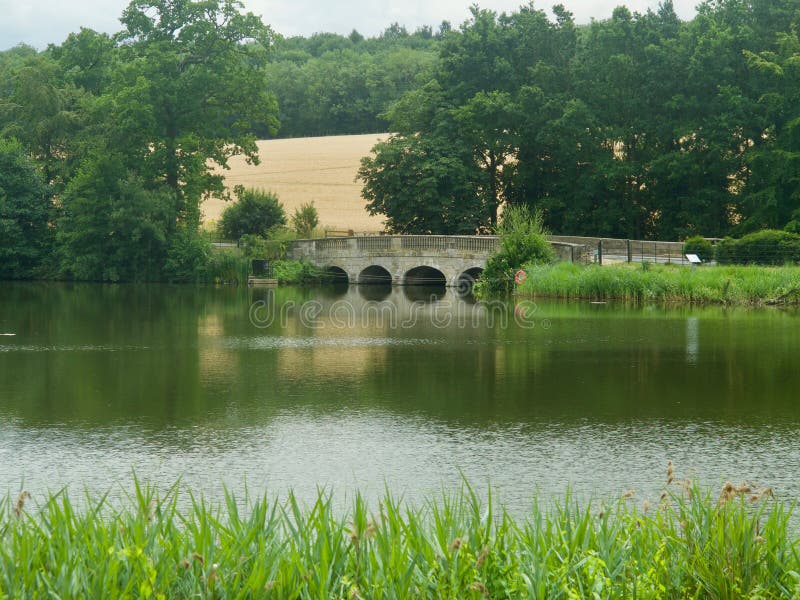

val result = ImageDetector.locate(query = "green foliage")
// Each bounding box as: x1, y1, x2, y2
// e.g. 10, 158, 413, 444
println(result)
204, 249, 249, 284
0, 137, 53, 279
517, 262, 800, 305
716, 230, 800, 265
219, 187, 287, 240
58, 153, 170, 282
1, 479, 797, 597
292, 202, 319, 238
359, 134, 486, 234
114, 0, 279, 221
272, 260, 322, 284
683, 236, 715, 262
361, 1, 800, 239
480, 206, 554, 293
265, 29, 438, 137
163, 226, 212, 283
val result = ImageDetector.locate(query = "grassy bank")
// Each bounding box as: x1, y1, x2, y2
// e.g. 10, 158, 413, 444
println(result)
1, 479, 797, 598
517, 262, 800, 305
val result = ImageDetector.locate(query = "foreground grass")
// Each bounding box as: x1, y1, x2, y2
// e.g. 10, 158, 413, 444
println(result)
517, 262, 800, 305
1, 479, 798, 598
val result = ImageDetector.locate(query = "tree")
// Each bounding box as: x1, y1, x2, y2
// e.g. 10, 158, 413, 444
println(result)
113, 0, 279, 226
219, 187, 286, 239
359, 134, 487, 234
292, 202, 319, 237
0, 138, 53, 279
57, 152, 171, 282
0, 52, 88, 189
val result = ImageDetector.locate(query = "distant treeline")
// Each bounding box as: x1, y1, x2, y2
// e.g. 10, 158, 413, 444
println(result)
3, 0, 800, 282
264, 25, 442, 137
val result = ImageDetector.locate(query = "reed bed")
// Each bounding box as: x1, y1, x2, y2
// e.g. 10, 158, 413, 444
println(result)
517, 262, 800, 305
1, 474, 798, 598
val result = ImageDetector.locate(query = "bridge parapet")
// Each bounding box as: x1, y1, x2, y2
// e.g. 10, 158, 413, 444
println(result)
291, 235, 500, 259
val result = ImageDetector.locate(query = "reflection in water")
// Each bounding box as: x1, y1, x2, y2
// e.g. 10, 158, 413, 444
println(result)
358, 284, 392, 302
403, 285, 446, 303
1, 283, 799, 512
686, 317, 699, 365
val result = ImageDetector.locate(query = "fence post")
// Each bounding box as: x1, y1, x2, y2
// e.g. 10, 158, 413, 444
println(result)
626, 239, 632, 263
570, 246, 575, 263
597, 240, 603, 265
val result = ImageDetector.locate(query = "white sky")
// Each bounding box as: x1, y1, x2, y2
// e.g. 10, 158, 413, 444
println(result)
0, 0, 698, 51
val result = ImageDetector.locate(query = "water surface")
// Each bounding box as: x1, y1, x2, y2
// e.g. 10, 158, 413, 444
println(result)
1, 283, 798, 511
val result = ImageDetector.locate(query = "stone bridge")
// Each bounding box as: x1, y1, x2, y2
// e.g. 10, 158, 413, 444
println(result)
287, 235, 588, 287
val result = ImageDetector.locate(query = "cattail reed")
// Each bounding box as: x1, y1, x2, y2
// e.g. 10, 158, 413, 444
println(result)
13, 491, 31, 518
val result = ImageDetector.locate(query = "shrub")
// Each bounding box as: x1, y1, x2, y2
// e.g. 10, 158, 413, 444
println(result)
292, 202, 319, 238
219, 186, 286, 240
716, 230, 800, 265
272, 260, 321, 284
204, 249, 248, 284
163, 226, 211, 283
479, 205, 555, 293
683, 236, 714, 262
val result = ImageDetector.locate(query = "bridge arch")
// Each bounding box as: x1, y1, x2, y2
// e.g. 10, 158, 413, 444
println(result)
358, 265, 393, 285
456, 267, 484, 294
404, 265, 447, 286
324, 265, 350, 283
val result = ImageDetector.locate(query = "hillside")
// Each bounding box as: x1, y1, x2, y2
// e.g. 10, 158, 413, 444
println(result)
204, 134, 387, 232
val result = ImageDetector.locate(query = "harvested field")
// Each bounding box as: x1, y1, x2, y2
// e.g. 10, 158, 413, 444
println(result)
203, 133, 387, 232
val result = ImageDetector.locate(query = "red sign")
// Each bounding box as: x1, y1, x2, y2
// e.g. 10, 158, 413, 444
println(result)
515, 269, 527, 285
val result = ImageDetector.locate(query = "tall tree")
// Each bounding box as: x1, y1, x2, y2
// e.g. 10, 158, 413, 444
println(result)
113, 0, 279, 226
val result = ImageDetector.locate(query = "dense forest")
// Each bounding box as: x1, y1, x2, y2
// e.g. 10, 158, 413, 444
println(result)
2, 0, 800, 281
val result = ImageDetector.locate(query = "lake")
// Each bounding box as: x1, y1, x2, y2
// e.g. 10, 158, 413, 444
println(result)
1, 283, 798, 512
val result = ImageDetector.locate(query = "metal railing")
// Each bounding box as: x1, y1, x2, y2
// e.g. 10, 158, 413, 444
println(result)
548, 236, 690, 265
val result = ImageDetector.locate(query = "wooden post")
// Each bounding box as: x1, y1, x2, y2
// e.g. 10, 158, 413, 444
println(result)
626, 239, 632, 263
597, 240, 603, 265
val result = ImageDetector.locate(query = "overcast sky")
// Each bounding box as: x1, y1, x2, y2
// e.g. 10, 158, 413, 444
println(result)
1, 0, 698, 51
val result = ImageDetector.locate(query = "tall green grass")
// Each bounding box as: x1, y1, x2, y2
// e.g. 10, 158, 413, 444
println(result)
518, 262, 800, 305
204, 249, 250, 285
1, 477, 798, 598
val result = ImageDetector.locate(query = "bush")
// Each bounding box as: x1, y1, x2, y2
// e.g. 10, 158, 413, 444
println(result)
204, 249, 248, 284
479, 205, 555, 293
716, 230, 800, 265
683, 236, 714, 262
163, 226, 211, 283
272, 260, 321, 284
292, 202, 319, 238
219, 186, 286, 240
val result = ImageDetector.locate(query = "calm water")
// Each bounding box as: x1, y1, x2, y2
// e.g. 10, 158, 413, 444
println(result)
1, 282, 799, 512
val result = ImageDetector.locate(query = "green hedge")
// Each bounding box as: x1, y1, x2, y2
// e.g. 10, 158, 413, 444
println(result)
682, 236, 714, 262
716, 230, 800, 265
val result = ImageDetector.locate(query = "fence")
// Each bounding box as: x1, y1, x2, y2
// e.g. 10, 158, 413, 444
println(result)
548, 236, 690, 265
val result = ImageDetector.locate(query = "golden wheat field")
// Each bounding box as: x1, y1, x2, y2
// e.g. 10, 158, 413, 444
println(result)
203, 133, 387, 232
